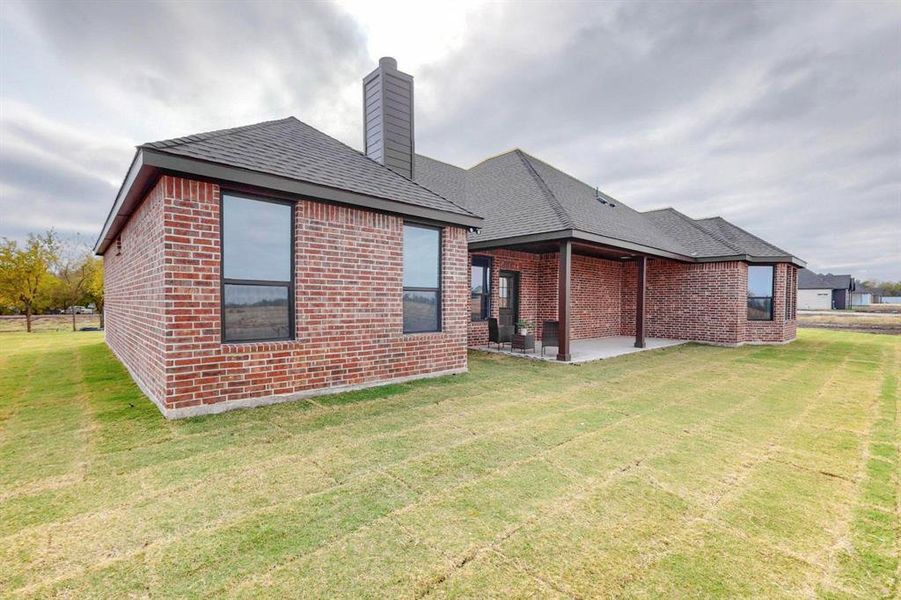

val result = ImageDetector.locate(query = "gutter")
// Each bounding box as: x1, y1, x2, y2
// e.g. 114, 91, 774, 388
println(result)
695, 254, 807, 268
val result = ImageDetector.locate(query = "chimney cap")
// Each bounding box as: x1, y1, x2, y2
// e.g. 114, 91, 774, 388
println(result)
379, 56, 398, 70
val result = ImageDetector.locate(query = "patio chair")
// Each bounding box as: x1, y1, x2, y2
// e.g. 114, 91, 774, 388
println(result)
488, 318, 513, 350
541, 320, 559, 356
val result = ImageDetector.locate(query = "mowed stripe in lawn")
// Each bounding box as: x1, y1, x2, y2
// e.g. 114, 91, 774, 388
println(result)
5, 339, 744, 594
0, 329, 897, 599
0, 338, 91, 488
236, 338, 830, 597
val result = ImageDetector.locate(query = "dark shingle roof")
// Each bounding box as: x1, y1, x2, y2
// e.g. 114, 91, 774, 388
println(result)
414, 155, 467, 206
694, 216, 790, 257
798, 269, 854, 290
522, 154, 695, 256
142, 117, 476, 219
455, 150, 572, 240
416, 150, 799, 262
417, 150, 693, 256
642, 209, 740, 257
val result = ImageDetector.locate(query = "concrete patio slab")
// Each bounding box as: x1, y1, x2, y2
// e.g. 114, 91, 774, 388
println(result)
472, 336, 688, 364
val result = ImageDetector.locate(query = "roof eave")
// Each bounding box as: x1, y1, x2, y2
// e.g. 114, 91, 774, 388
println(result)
695, 254, 807, 267
469, 229, 695, 262
94, 148, 154, 255
95, 149, 483, 254
469, 230, 806, 267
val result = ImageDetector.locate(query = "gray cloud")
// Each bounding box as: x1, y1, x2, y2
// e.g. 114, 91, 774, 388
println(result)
414, 1, 901, 280
1, 0, 899, 280
0, 103, 128, 239
1, 0, 369, 244
18, 0, 369, 133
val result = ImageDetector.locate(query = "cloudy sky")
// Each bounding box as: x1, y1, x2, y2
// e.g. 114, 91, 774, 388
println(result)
1, 0, 899, 279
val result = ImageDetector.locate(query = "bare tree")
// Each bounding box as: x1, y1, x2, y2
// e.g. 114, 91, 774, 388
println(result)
55, 236, 95, 332
84, 257, 104, 329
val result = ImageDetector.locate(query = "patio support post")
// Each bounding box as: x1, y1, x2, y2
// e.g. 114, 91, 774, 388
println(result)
557, 239, 572, 361
635, 255, 647, 348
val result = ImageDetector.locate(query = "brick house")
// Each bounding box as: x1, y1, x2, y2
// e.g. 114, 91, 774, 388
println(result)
96, 57, 804, 418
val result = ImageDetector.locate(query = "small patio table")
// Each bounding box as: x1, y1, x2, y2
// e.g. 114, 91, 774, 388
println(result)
512, 333, 536, 353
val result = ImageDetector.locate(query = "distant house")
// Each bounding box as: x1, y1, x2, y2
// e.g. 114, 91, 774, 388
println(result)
95, 57, 805, 418
797, 269, 854, 310
851, 284, 881, 306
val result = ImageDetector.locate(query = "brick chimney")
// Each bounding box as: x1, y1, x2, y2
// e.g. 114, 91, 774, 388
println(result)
363, 57, 414, 180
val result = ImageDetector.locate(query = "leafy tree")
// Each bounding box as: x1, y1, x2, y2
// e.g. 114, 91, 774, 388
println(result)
883, 281, 901, 296
0, 231, 60, 332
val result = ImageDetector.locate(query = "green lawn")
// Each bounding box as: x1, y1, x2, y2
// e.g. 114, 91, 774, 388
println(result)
1, 330, 897, 598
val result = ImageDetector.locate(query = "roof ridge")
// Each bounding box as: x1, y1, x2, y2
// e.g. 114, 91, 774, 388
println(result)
663, 208, 745, 255
517, 153, 700, 256
516, 150, 575, 230
466, 148, 524, 171
140, 117, 294, 150
520, 152, 599, 194
700, 216, 792, 256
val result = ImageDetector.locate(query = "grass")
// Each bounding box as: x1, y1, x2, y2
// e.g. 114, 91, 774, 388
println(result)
853, 305, 901, 314
799, 314, 901, 326
797, 312, 901, 334
0, 329, 897, 598
0, 315, 100, 333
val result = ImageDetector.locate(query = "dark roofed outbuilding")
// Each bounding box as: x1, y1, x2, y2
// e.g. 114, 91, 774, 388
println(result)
797, 269, 854, 291
797, 269, 855, 310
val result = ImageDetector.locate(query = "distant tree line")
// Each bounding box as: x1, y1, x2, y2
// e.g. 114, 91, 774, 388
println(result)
858, 280, 901, 296
0, 230, 104, 332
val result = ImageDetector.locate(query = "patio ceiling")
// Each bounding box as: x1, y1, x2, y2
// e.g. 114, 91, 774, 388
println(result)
474, 238, 652, 263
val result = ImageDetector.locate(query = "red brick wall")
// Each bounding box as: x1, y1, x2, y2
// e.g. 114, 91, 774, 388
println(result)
621, 259, 796, 345
467, 249, 542, 346
465, 251, 797, 348
536, 254, 558, 332
742, 263, 797, 343
466, 249, 624, 343
572, 255, 623, 338
105, 175, 469, 415
103, 179, 168, 407
621, 260, 745, 344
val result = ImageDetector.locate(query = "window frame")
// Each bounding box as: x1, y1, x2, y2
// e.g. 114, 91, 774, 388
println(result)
402, 222, 442, 334
470, 255, 492, 322
220, 191, 296, 344
747, 264, 775, 322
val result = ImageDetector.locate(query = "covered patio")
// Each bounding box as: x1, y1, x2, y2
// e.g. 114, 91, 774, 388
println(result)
469, 234, 683, 362
474, 335, 687, 364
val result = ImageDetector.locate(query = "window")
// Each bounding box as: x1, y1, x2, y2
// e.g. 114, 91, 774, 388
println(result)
747, 265, 774, 321
498, 276, 508, 309
471, 256, 491, 321
221, 193, 293, 342
403, 223, 441, 333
